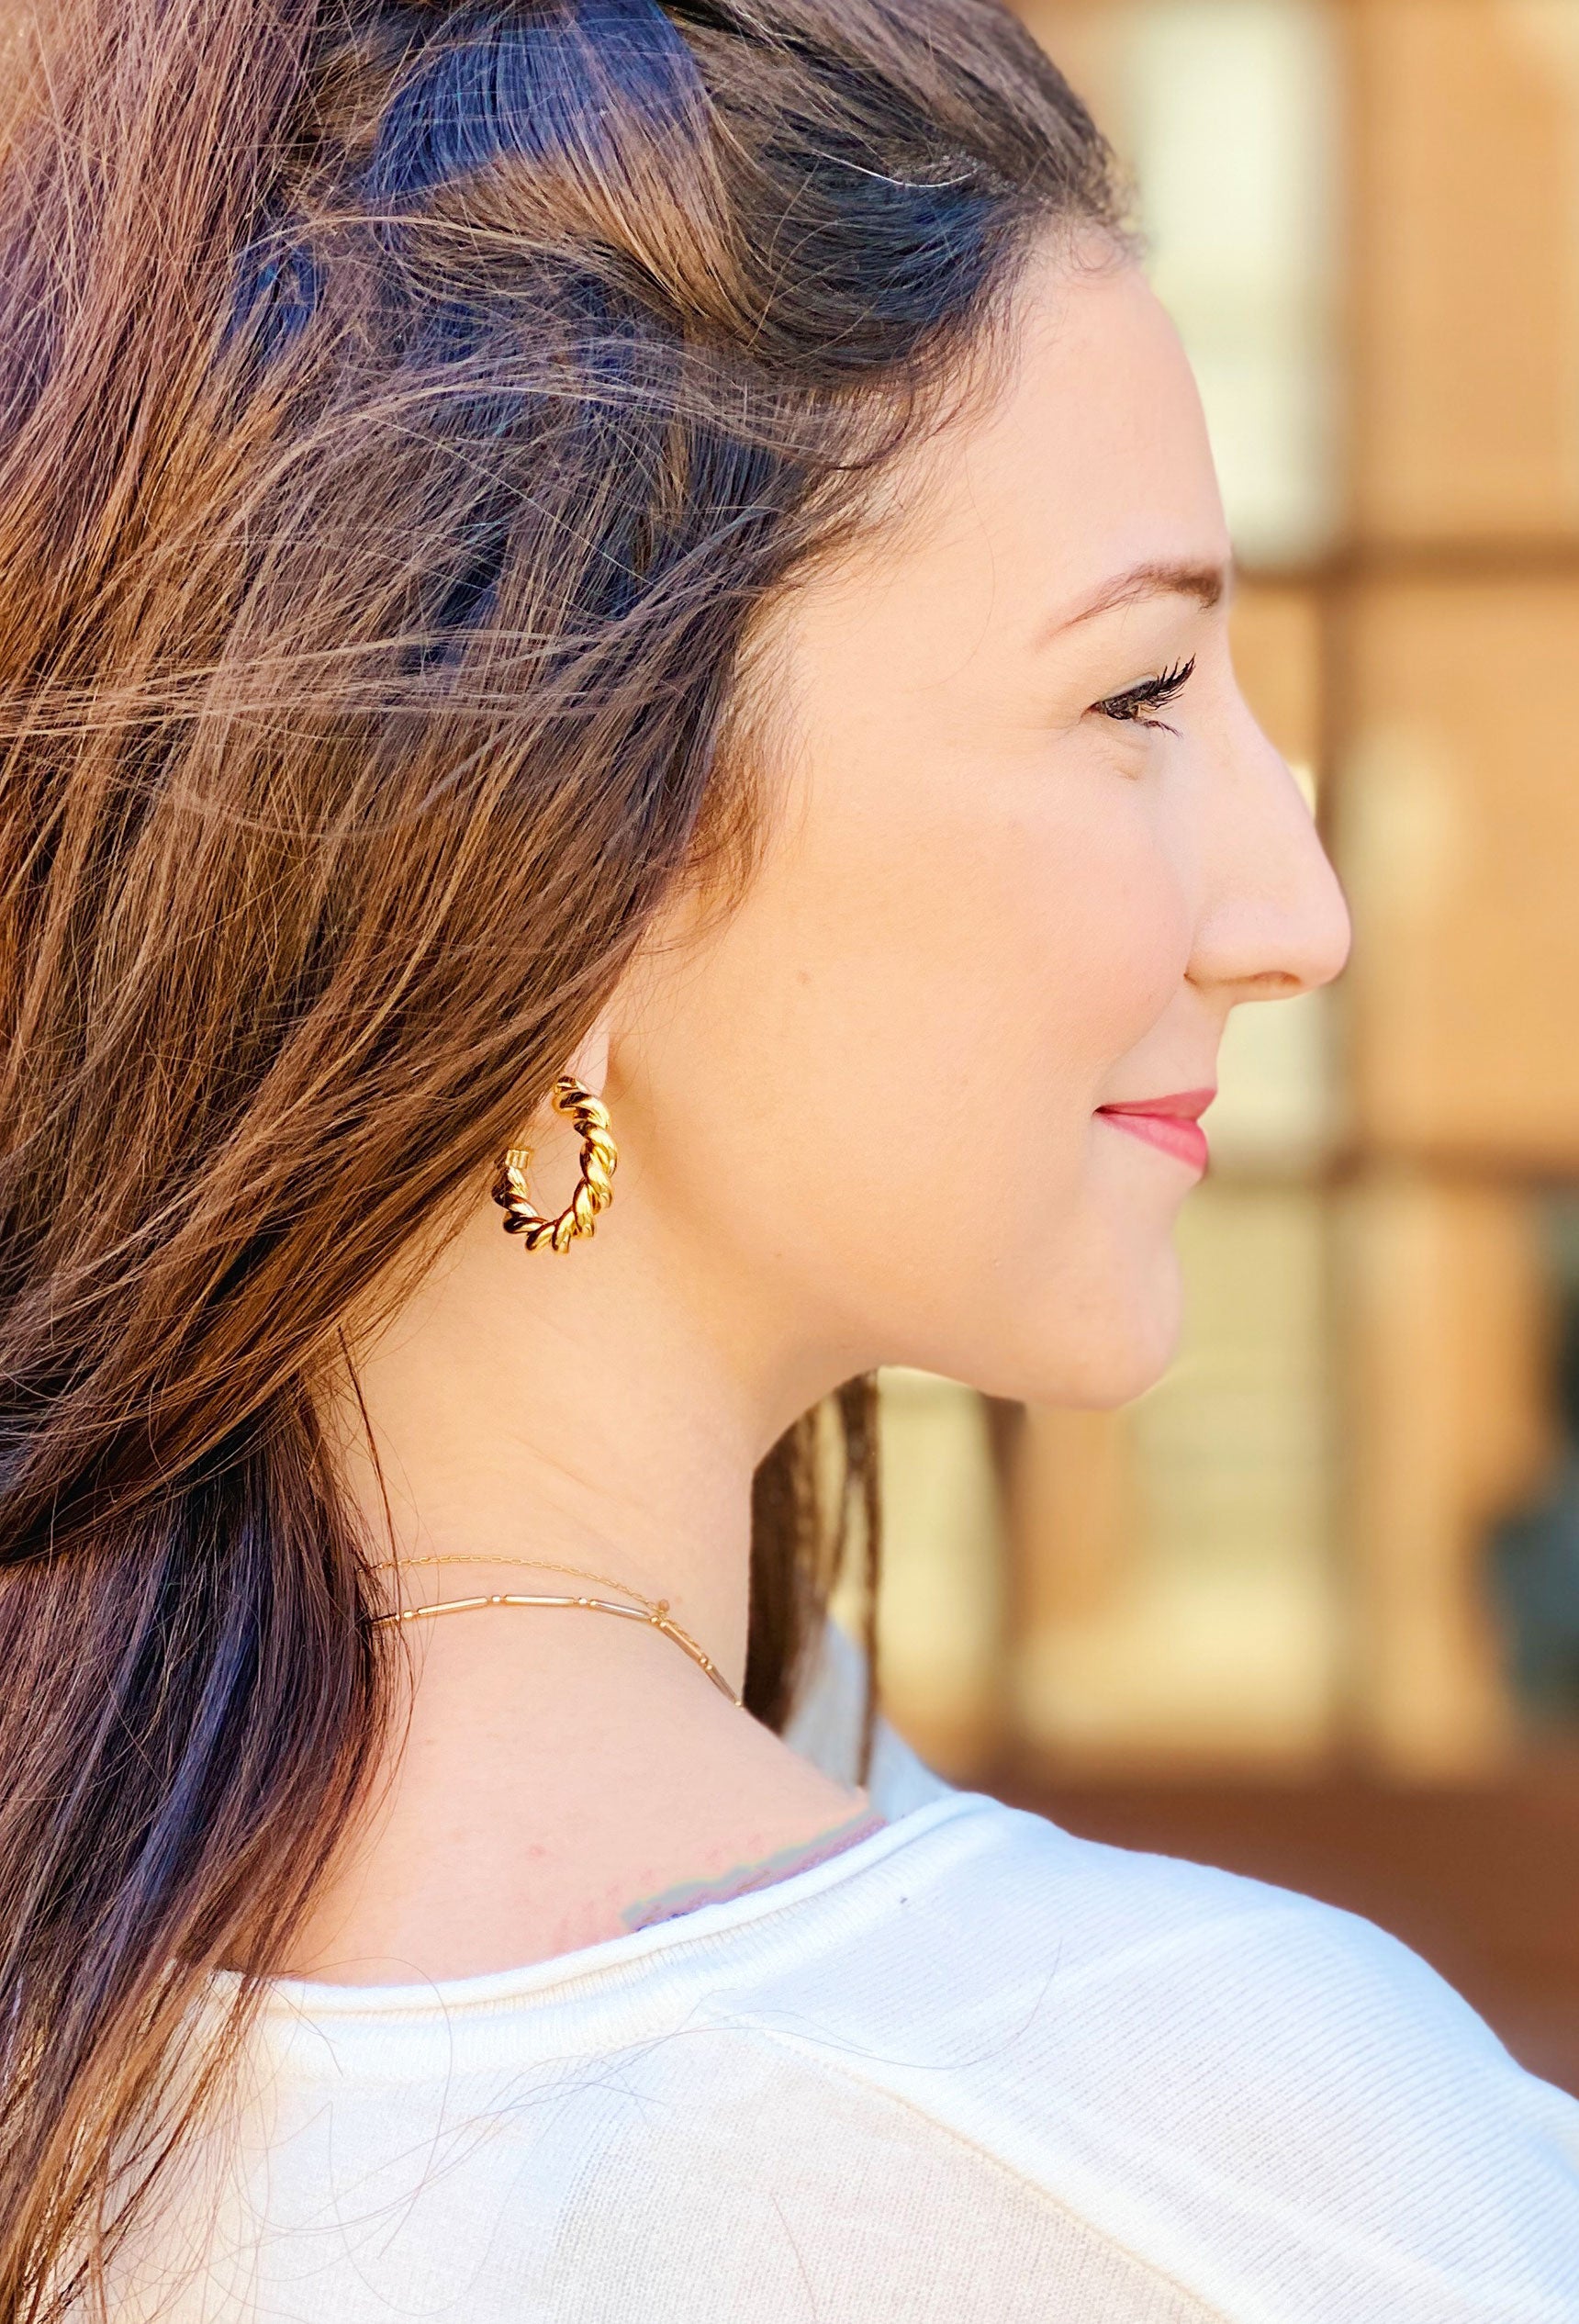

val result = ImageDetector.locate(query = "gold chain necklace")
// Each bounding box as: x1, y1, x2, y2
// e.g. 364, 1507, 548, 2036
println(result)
368, 1555, 745, 1711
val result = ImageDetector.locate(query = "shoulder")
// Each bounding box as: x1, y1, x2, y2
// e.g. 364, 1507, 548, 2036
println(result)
772, 1782, 1579, 2320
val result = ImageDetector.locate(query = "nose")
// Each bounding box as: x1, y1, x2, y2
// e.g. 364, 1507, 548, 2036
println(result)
1187, 692, 1351, 1008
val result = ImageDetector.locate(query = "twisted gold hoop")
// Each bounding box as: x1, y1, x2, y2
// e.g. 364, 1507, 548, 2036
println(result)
490, 1075, 617, 1252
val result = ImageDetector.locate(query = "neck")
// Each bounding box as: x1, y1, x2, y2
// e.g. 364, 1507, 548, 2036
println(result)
323, 1203, 812, 1694
286, 1162, 876, 1985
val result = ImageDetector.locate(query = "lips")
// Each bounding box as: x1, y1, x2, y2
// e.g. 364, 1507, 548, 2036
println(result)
1095, 1088, 1215, 1175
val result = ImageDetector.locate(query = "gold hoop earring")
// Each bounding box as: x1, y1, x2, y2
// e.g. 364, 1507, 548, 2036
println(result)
491, 1076, 617, 1252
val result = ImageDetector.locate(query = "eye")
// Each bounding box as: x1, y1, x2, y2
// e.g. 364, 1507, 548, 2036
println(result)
1091, 657, 1195, 734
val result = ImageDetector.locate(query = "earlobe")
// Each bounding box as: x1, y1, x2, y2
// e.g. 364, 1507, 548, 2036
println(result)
564, 1018, 612, 1102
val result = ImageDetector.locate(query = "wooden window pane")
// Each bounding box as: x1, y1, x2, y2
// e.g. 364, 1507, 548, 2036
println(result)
1340, 577, 1579, 1163
1339, 1174, 1552, 1775
1351, 0, 1579, 541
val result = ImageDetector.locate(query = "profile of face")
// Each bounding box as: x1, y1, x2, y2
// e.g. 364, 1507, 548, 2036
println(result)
599, 247, 1351, 1420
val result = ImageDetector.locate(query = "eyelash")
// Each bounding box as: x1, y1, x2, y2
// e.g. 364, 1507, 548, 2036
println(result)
1092, 657, 1195, 733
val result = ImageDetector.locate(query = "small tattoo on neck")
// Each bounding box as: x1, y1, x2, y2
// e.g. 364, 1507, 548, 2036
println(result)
622, 1806, 888, 1935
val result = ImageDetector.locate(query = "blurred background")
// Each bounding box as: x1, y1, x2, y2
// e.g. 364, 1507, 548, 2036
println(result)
836, 0, 1579, 2094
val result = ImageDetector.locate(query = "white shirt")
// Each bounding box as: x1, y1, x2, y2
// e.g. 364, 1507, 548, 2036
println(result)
118, 1619, 1579, 2322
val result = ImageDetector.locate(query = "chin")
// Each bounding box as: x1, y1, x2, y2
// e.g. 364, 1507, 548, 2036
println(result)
947, 1244, 1184, 1410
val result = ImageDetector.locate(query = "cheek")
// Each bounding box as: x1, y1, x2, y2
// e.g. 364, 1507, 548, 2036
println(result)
1010, 805, 1192, 1098
803, 764, 1193, 1153
696, 741, 1195, 1285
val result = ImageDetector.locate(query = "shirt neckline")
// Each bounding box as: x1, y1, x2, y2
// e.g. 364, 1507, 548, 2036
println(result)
241, 1789, 985, 2026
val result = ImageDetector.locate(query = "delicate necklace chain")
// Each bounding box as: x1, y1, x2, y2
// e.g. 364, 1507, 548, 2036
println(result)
367, 1555, 745, 1711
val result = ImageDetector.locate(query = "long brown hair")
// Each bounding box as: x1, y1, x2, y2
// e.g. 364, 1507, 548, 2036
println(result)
0, 1, 1116, 2309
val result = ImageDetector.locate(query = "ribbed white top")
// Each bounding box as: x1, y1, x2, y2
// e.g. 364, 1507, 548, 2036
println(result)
112, 1625, 1579, 2323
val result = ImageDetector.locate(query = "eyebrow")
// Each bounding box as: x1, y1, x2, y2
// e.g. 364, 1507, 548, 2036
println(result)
1045, 559, 1232, 637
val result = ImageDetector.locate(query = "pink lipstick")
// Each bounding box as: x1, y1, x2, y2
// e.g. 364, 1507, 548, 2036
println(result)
1095, 1088, 1215, 1175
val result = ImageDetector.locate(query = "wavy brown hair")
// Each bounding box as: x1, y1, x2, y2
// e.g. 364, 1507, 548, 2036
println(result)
0, 0, 1117, 2310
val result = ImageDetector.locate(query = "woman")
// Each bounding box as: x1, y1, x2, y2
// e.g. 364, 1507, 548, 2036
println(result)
0, 0, 1573, 2316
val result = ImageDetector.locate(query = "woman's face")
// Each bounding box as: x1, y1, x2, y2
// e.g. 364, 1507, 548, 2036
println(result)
614, 249, 1350, 1416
